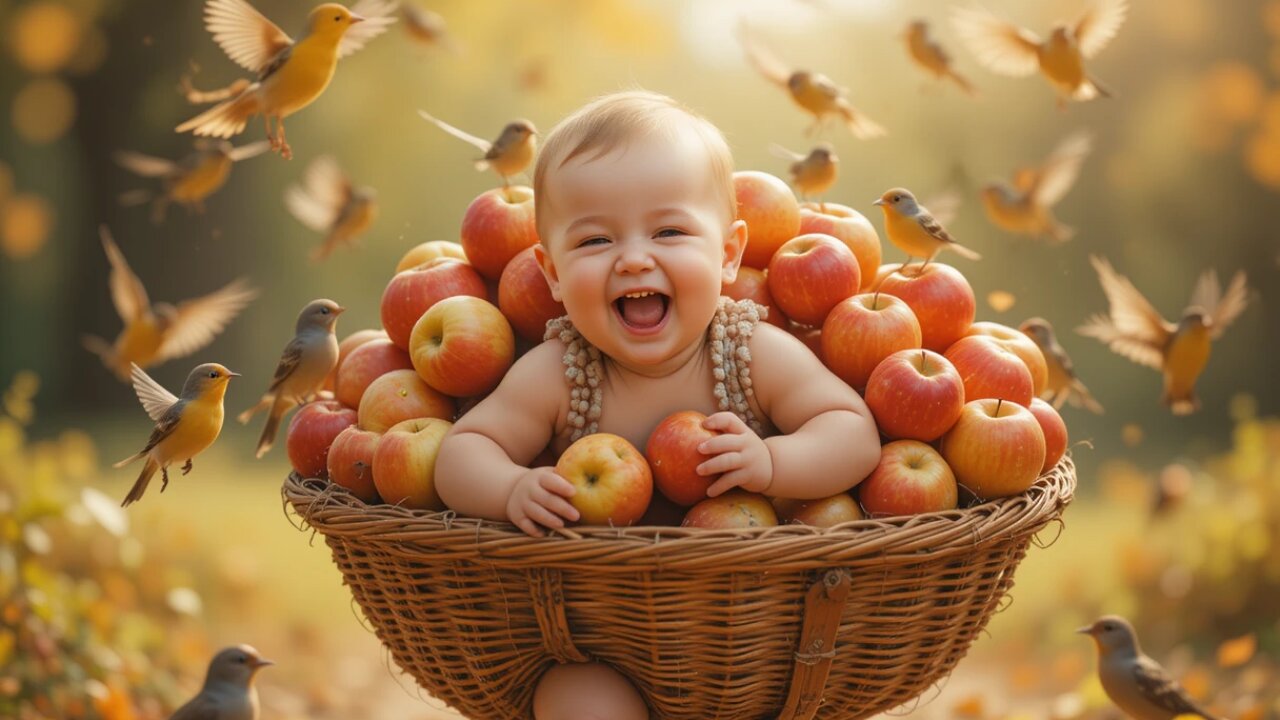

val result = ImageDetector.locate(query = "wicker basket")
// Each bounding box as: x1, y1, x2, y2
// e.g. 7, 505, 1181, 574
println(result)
283, 456, 1075, 720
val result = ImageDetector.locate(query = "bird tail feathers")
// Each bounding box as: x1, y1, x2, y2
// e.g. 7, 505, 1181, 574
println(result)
1069, 380, 1104, 414
176, 88, 261, 138
121, 457, 160, 506
949, 242, 981, 260
947, 70, 977, 96
254, 396, 291, 459
114, 450, 146, 469
238, 395, 273, 425
839, 106, 886, 140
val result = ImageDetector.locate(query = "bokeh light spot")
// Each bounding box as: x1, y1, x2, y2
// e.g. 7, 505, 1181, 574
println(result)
1201, 62, 1264, 125
12, 78, 77, 145
8, 2, 83, 74
1, 193, 54, 260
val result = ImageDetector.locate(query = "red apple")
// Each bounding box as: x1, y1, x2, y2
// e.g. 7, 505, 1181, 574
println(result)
556, 433, 653, 527
1027, 398, 1068, 473
822, 292, 922, 391
944, 335, 1035, 407
380, 257, 488, 350
965, 321, 1050, 397
460, 185, 539, 281
767, 233, 861, 327
324, 329, 386, 392
682, 489, 778, 529
858, 440, 958, 517
799, 202, 882, 291
326, 425, 382, 503
735, 171, 801, 270
498, 245, 566, 342
773, 493, 864, 527
335, 339, 414, 408
357, 369, 455, 433
864, 349, 965, 442
371, 417, 452, 511
396, 240, 467, 273
285, 400, 357, 479
940, 398, 1046, 500
721, 266, 788, 327
873, 263, 975, 352
410, 296, 515, 397
645, 410, 720, 507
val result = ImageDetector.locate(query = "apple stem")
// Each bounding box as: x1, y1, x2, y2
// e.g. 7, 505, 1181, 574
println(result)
873, 290, 881, 309
996, 398, 1004, 415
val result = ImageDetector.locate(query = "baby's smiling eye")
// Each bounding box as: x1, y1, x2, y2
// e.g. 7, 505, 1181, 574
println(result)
577, 236, 609, 248
655, 228, 684, 238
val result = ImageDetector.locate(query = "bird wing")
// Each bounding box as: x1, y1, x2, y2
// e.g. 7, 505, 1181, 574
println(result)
1077, 255, 1171, 370
100, 226, 151, 323
267, 336, 306, 393
951, 5, 1042, 77
167, 691, 224, 720
418, 110, 492, 153
285, 185, 338, 233
130, 364, 180, 422
338, 0, 399, 59
922, 190, 961, 227
809, 72, 846, 101
1132, 657, 1220, 719
916, 211, 957, 245
1075, 0, 1128, 58
1031, 131, 1092, 207
226, 140, 271, 162
204, 0, 293, 74
286, 155, 349, 231
114, 150, 178, 178
156, 279, 259, 362
737, 22, 792, 87
1190, 269, 1250, 339
769, 143, 805, 162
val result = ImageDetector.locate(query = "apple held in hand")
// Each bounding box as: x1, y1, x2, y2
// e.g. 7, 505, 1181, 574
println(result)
944, 335, 1035, 407
396, 240, 467, 273
336, 338, 414, 408
822, 292, 922, 391
682, 489, 779, 529
773, 493, 864, 527
460, 185, 539, 281
799, 202, 882, 291
1027, 398, 1068, 473
735, 171, 801, 270
645, 410, 720, 507
498, 245, 566, 342
372, 417, 452, 511
721, 266, 788, 328
874, 263, 975, 352
556, 433, 653, 527
410, 296, 515, 398
358, 369, 455, 433
864, 349, 965, 442
286, 400, 357, 479
767, 233, 861, 327
965, 321, 1049, 396
940, 398, 1046, 501
858, 440, 958, 517
327, 425, 382, 503
381, 257, 488, 350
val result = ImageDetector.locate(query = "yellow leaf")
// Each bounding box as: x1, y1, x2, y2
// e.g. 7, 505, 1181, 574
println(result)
1216, 633, 1257, 668
952, 693, 985, 719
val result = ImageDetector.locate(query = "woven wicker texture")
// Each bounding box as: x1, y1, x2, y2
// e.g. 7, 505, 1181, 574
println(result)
283, 456, 1076, 720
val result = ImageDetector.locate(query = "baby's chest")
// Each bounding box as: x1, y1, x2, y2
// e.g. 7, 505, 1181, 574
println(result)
552, 376, 723, 455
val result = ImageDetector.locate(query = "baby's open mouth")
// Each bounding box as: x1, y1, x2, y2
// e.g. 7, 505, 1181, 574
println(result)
614, 291, 670, 330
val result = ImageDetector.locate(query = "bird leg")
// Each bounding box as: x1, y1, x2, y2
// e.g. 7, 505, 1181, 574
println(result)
264, 115, 278, 151
182, 459, 194, 476
277, 120, 293, 160
161, 466, 171, 492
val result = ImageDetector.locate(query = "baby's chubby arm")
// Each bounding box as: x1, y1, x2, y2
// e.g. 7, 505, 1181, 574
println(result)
435, 340, 580, 536
700, 323, 880, 499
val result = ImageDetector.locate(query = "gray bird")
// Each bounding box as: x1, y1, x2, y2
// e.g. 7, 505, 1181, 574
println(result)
1020, 317, 1103, 414
238, 299, 343, 458
170, 644, 274, 720
1079, 615, 1221, 720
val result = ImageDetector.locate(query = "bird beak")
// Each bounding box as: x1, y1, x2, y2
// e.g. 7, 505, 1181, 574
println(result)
872, 199, 885, 206
1075, 625, 1093, 635
251, 657, 275, 669
349, 13, 366, 23
333, 306, 347, 315
227, 371, 242, 378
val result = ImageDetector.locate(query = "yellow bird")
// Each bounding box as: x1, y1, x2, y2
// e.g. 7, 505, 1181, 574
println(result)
418, 112, 538, 190
284, 155, 378, 262
1078, 256, 1250, 415
175, 0, 398, 160
402, 3, 459, 53
952, 0, 1128, 109
239, 299, 343, 458
1019, 317, 1104, 413
873, 187, 980, 271
981, 131, 1092, 244
116, 139, 270, 223
770, 143, 838, 204
738, 22, 885, 139
83, 227, 258, 382
904, 20, 977, 96
115, 362, 240, 507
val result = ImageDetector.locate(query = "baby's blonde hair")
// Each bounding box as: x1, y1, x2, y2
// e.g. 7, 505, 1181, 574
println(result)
533, 90, 736, 240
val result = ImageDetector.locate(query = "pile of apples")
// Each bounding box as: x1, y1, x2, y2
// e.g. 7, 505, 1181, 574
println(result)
286, 171, 1069, 531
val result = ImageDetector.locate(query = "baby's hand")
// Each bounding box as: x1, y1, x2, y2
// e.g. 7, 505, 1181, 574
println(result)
507, 467, 580, 538
696, 412, 773, 497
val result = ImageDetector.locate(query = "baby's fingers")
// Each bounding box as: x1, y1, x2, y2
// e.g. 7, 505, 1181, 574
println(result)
705, 471, 749, 498
697, 433, 741, 457
525, 503, 568, 531
702, 411, 746, 433
697, 451, 744, 477
513, 514, 545, 538
539, 471, 578, 498
537, 491, 581, 523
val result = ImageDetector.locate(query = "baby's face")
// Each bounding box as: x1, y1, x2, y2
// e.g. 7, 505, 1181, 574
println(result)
536, 129, 745, 374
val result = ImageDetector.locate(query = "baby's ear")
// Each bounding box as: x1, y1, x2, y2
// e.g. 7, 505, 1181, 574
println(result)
533, 243, 563, 302
720, 219, 748, 285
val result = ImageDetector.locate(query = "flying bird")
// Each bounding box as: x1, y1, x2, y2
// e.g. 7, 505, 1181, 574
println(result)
1079, 616, 1222, 720
175, 0, 398, 159
904, 20, 977, 95
170, 645, 274, 720
1020, 317, 1103, 413
284, 155, 378, 262
952, 0, 1128, 109
981, 131, 1093, 244
401, 3, 458, 53
418, 112, 537, 189
1078, 256, 1249, 415
770, 143, 838, 204
874, 187, 979, 271
115, 139, 270, 223
83, 227, 258, 381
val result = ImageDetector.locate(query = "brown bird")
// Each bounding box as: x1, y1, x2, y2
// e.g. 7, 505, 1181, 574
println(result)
401, 2, 459, 53
1020, 317, 1103, 413
170, 645, 274, 720
904, 20, 977, 95
418, 112, 537, 189
981, 131, 1092, 244
284, 155, 378, 262
116, 140, 270, 223
738, 21, 884, 139
83, 227, 258, 382
1078, 256, 1250, 415
770, 143, 838, 204
1079, 616, 1222, 720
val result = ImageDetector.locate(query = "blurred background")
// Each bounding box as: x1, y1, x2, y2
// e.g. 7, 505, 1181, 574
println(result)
0, 0, 1277, 718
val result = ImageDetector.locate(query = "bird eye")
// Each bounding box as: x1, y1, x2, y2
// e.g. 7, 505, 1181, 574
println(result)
208, 371, 219, 378
893, 195, 902, 202
334, 14, 342, 21
320, 307, 330, 314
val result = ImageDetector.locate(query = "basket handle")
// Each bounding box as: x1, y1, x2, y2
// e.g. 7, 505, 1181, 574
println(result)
776, 568, 852, 720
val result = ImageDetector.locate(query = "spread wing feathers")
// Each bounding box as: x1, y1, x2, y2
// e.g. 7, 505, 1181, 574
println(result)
952, 5, 1041, 77
769, 143, 805, 162
114, 150, 178, 178
1075, 0, 1128, 58
737, 22, 792, 87
1190, 269, 1250, 339
922, 190, 961, 227
1077, 255, 1171, 370
156, 280, 259, 362
227, 140, 271, 162
286, 155, 350, 232
130, 364, 180, 422
1132, 657, 1221, 719
1031, 131, 1092, 207
418, 110, 492, 152
205, 0, 293, 74
339, 0, 400, 58
100, 226, 151, 323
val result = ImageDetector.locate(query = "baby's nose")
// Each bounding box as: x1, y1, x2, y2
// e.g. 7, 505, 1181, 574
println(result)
614, 245, 655, 274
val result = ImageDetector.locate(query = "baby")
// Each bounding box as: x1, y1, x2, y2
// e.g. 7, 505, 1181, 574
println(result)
435, 90, 881, 720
